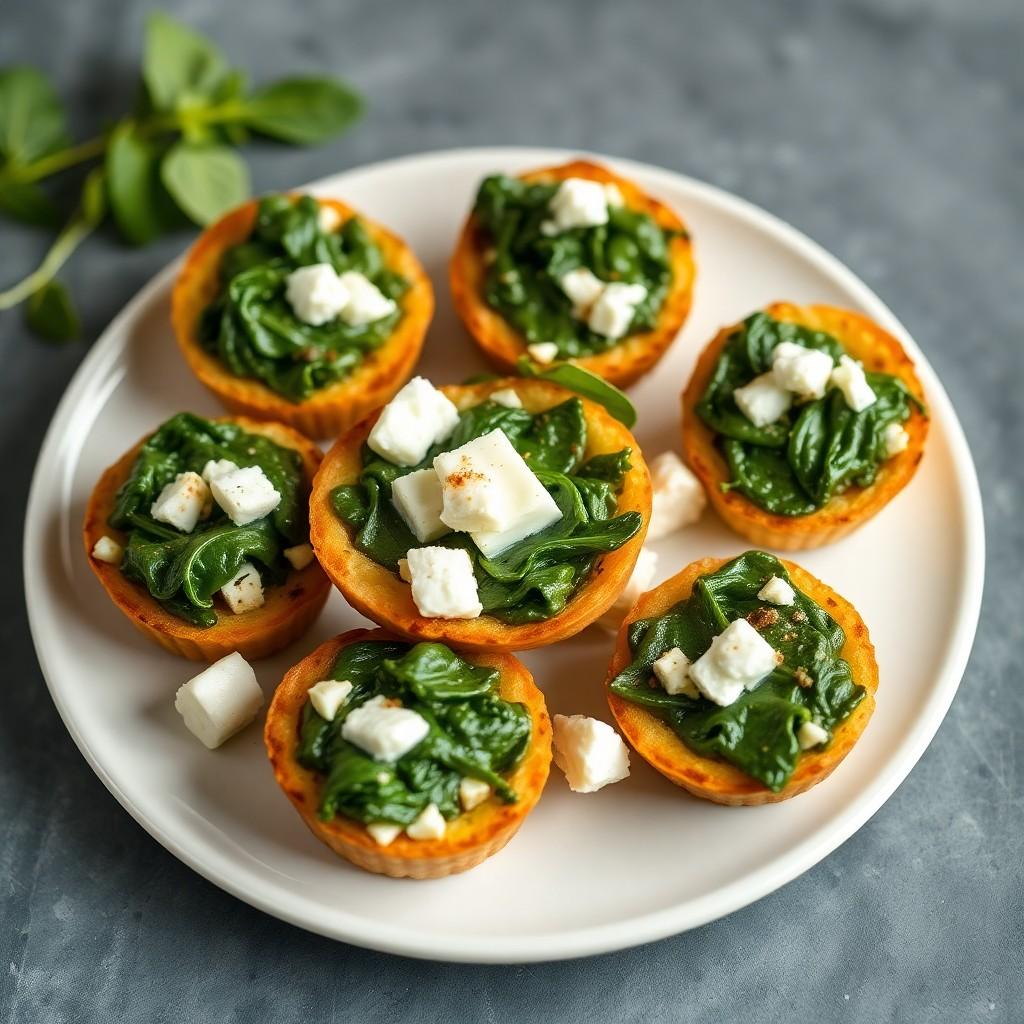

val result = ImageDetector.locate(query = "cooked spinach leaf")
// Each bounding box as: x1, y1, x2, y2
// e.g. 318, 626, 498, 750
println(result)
609, 550, 865, 791
197, 194, 408, 402
298, 640, 532, 826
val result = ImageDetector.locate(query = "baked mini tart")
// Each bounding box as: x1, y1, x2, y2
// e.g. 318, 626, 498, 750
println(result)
450, 159, 696, 388
607, 551, 878, 805
310, 377, 652, 651
171, 193, 434, 439
83, 413, 330, 661
265, 628, 552, 878
682, 302, 928, 550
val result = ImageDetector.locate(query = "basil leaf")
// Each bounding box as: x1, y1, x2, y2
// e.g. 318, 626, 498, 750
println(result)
105, 122, 175, 244
0, 67, 66, 165
241, 77, 363, 144
25, 280, 79, 341
160, 141, 249, 225
143, 12, 228, 112
0, 181, 60, 227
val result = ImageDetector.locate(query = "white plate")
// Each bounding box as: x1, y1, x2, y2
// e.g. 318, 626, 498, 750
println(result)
25, 147, 984, 963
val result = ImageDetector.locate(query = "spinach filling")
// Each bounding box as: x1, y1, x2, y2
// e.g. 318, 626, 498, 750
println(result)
609, 551, 866, 792
298, 640, 532, 826
109, 413, 308, 627
696, 312, 923, 516
472, 175, 675, 359
330, 396, 643, 624
197, 194, 409, 402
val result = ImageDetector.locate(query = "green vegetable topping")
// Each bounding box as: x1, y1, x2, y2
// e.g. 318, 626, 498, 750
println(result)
471, 175, 675, 360
331, 396, 643, 623
109, 412, 308, 627
196, 194, 409, 402
298, 639, 532, 826
609, 551, 866, 792
696, 312, 924, 516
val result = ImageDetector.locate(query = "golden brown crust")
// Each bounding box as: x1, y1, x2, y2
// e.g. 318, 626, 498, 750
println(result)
82, 416, 331, 662
171, 196, 434, 439
265, 628, 552, 878
606, 556, 879, 805
681, 302, 929, 550
309, 378, 652, 651
449, 159, 696, 388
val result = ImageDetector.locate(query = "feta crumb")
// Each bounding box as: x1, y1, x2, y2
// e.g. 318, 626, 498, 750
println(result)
174, 652, 263, 750
341, 694, 430, 761
733, 373, 793, 428
318, 204, 343, 232
391, 467, 449, 543
220, 561, 264, 615
91, 535, 123, 565
151, 471, 210, 533
406, 803, 447, 841
397, 557, 412, 582
489, 387, 523, 409
545, 178, 610, 233
366, 822, 403, 847
646, 451, 706, 539
459, 777, 492, 811
283, 543, 315, 571
307, 678, 353, 721
689, 619, 780, 707
285, 263, 349, 326
201, 459, 240, 484
771, 341, 834, 400
560, 266, 605, 315
798, 720, 830, 749
527, 341, 559, 364
598, 547, 658, 633
587, 282, 646, 339
830, 355, 876, 412
604, 183, 625, 207
883, 422, 909, 457
653, 647, 698, 698
210, 465, 281, 526
758, 575, 796, 606
367, 376, 461, 467
552, 714, 631, 793
336, 270, 397, 326
405, 546, 483, 619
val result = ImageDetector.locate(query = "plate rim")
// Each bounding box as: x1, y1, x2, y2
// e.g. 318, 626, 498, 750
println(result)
24, 145, 986, 963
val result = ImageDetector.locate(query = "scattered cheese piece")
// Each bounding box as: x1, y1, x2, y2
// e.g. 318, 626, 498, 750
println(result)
366, 822, 403, 847
220, 561, 264, 614
459, 777, 492, 811
544, 178, 610, 234
285, 263, 349, 326
489, 387, 523, 409
210, 466, 282, 526
771, 341, 834, 400
560, 267, 605, 314
367, 377, 461, 467
341, 695, 430, 761
552, 714, 631, 793
830, 355, 877, 412
406, 803, 447, 841
798, 720, 830, 749
91, 535, 123, 565
174, 652, 263, 749
646, 452, 706, 539
527, 341, 559, 365
604, 183, 625, 207
391, 468, 449, 543
653, 647, 698, 698
689, 619, 780, 707
150, 471, 209, 533
336, 270, 397, 326
397, 557, 412, 582
733, 373, 793, 428
308, 679, 354, 721
201, 459, 240, 484
598, 547, 658, 633
283, 543, 315, 571
405, 546, 483, 619
318, 204, 343, 232
587, 282, 646, 339
883, 422, 909, 457
758, 575, 796, 606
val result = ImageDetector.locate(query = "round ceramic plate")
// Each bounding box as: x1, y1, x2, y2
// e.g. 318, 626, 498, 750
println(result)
25, 148, 984, 963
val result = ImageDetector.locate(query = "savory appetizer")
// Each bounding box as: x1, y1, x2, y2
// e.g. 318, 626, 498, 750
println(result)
265, 628, 551, 878
309, 376, 652, 651
450, 159, 695, 387
606, 550, 878, 805
84, 412, 330, 661
683, 302, 927, 549
171, 193, 434, 439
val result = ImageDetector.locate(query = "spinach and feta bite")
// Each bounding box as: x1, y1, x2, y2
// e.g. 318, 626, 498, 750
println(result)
172, 194, 434, 439
308, 376, 653, 651
83, 413, 329, 661
450, 160, 696, 387
607, 550, 878, 804
683, 302, 928, 549
265, 629, 552, 878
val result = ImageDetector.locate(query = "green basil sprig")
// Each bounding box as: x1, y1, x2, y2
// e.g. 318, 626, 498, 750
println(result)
0, 12, 361, 338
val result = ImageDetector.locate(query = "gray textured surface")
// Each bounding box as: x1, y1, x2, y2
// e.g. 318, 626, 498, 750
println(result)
1, 0, 1020, 1020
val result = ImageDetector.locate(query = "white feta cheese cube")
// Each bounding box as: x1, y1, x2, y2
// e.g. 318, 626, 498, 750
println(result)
283, 543, 315, 571
174, 651, 263, 750
546, 177, 610, 233
587, 282, 647, 339
397, 557, 412, 582
646, 451, 706, 539
220, 561, 264, 614
552, 714, 631, 793
391, 468, 449, 543
367, 376, 461, 467
151, 471, 210, 533
405, 546, 482, 619
527, 341, 559, 365
459, 777, 492, 811
336, 270, 397, 326
489, 387, 523, 409
366, 822, 403, 846
406, 803, 447, 841
341, 694, 430, 760
598, 547, 658, 632
771, 341, 834, 399
285, 263, 349, 326
798, 720, 830, 749
758, 575, 796, 606
210, 466, 282, 526
560, 266, 605, 315
307, 679, 353, 721
883, 422, 910, 457
318, 204, 343, 232
91, 535, 123, 565
201, 459, 240, 484
604, 183, 625, 207
733, 372, 794, 428
690, 619, 781, 707
652, 647, 698, 698
830, 355, 877, 412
